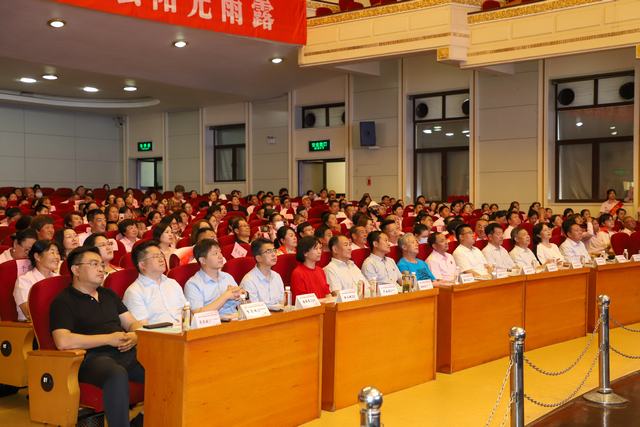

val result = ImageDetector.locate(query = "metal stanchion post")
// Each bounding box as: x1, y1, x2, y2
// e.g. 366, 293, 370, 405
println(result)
509, 327, 525, 427
358, 386, 383, 427
583, 295, 627, 405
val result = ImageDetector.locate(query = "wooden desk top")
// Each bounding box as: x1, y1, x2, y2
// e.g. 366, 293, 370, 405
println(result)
136, 305, 325, 342
591, 261, 640, 272
525, 267, 590, 281
323, 288, 439, 312
434, 275, 523, 293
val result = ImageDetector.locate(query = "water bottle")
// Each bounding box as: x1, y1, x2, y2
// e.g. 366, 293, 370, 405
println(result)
410, 272, 417, 292
237, 294, 247, 321
454, 266, 460, 284
357, 280, 365, 299
402, 271, 410, 293
491, 265, 497, 280
370, 280, 377, 298
182, 301, 191, 332
284, 286, 292, 312
624, 249, 629, 261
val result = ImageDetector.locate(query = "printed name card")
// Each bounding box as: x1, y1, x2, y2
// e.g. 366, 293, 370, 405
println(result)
417, 280, 433, 290
231, 243, 248, 259
615, 255, 627, 264
377, 284, 398, 296
571, 261, 583, 269
295, 294, 321, 310
632, 254, 640, 262
496, 269, 508, 279
190, 311, 221, 329
519, 266, 536, 275
544, 264, 558, 273
336, 289, 359, 303
459, 273, 475, 284
595, 257, 607, 266
239, 302, 271, 319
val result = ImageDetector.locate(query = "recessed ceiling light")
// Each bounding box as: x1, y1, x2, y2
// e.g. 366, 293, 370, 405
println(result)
462, 130, 469, 134
445, 133, 454, 137
124, 86, 137, 92
466, 134, 470, 137
83, 87, 99, 92
173, 40, 188, 48
42, 74, 58, 80
611, 131, 618, 135
610, 126, 616, 129
423, 129, 432, 134
270, 58, 283, 64
47, 19, 66, 28
576, 122, 583, 127
19, 77, 37, 83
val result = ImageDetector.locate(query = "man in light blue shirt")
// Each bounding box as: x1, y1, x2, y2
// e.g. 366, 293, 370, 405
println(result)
123, 241, 187, 325
240, 238, 284, 306
185, 239, 246, 315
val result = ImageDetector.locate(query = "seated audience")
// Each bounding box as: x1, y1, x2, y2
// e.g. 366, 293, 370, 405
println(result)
324, 235, 368, 295
231, 217, 252, 245
79, 209, 107, 245
350, 225, 368, 250
503, 211, 521, 238
118, 219, 139, 253
532, 223, 565, 265
152, 222, 176, 263
452, 224, 489, 277
241, 238, 285, 306
275, 226, 297, 255
54, 227, 79, 260
585, 214, 615, 256
0, 228, 37, 264
314, 225, 333, 252
474, 219, 489, 241
31, 215, 55, 240
396, 233, 436, 282
83, 233, 121, 274
509, 227, 540, 269
481, 223, 516, 270
560, 221, 591, 263
14, 239, 60, 321
290, 236, 331, 303
621, 216, 637, 235
426, 232, 457, 282
361, 231, 402, 287
380, 219, 400, 246
50, 246, 144, 427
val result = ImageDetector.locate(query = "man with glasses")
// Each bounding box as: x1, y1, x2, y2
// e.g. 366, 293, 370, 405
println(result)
232, 218, 252, 245
185, 239, 246, 314
123, 241, 187, 326
240, 238, 284, 306
50, 246, 145, 427
620, 216, 637, 235
452, 224, 490, 277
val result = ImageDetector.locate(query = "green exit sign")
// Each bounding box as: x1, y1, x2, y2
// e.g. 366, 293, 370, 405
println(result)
138, 141, 153, 152
309, 139, 331, 152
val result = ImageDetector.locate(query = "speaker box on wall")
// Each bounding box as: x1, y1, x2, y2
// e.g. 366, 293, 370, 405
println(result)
360, 121, 376, 146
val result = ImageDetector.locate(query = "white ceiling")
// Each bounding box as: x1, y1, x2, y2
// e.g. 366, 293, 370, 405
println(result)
0, 0, 344, 115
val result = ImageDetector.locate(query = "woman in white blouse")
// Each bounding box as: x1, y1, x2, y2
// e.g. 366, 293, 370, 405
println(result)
532, 223, 566, 266
13, 240, 60, 321
0, 228, 37, 264
600, 189, 622, 215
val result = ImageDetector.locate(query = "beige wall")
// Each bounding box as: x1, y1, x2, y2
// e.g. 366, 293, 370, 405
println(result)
167, 110, 200, 193
252, 96, 289, 194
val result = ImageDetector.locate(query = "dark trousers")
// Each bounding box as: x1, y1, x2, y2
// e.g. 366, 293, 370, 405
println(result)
78, 348, 145, 427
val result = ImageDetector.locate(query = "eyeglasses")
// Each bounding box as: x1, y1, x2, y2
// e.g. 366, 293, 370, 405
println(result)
258, 248, 277, 256
76, 261, 105, 269
19, 243, 32, 253
460, 231, 474, 236
141, 254, 165, 262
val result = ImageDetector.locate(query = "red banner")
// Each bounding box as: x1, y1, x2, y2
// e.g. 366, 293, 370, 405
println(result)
52, 0, 306, 45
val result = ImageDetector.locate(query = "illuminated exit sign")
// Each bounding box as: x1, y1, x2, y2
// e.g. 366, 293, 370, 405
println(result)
138, 141, 153, 152
309, 140, 331, 152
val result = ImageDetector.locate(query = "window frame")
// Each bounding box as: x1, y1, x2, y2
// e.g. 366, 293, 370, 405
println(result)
301, 102, 345, 129
411, 90, 470, 202
553, 71, 634, 203
211, 124, 246, 183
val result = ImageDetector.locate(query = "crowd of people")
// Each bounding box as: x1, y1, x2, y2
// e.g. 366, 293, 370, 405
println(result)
2, 183, 638, 426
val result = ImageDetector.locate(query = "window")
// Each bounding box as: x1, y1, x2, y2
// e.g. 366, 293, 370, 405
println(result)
211, 124, 246, 182
554, 72, 634, 202
412, 90, 470, 202
301, 103, 345, 129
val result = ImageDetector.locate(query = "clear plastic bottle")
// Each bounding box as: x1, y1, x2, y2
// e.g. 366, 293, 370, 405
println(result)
454, 266, 461, 284
370, 280, 377, 298
284, 286, 292, 312
624, 249, 629, 261
410, 272, 417, 292
237, 294, 247, 321
402, 271, 410, 293
182, 301, 191, 332
357, 280, 365, 299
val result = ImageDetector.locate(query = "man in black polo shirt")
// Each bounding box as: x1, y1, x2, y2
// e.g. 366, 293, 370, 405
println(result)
50, 246, 144, 427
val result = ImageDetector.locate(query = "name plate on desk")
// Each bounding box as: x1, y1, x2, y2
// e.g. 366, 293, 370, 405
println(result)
595, 257, 607, 266
459, 273, 475, 284
544, 264, 558, 273
615, 255, 627, 264
377, 284, 398, 296
191, 311, 221, 329
570, 261, 583, 269
336, 289, 358, 303
519, 266, 536, 275
496, 270, 508, 279
633, 254, 640, 262
239, 302, 271, 319
295, 294, 321, 310
417, 280, 433, 290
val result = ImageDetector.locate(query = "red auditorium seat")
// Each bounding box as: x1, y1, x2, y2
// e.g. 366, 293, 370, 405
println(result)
631, 231, 640, 253
316, 7, 333, 16
103, 268, 139, 299
350, 248, 371, 269
317, 251, 332, 268
550, 235, 566, 247
27, 276, 144, 426
387, 245, 400, 263
167, 263, 201, 289
482, 0, 501, 10
272, 253, 300, 287
218, 235, 237, 247
417, 243, 432, 261
611, 233, 636, 256
222, 257, 257, 284
339, 0, 353, 11
347, 2, 364, 9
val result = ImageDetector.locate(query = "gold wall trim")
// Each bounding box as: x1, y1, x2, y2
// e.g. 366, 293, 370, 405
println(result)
468, 27, 640, 57
308, 0, 483, 27
468, 0, 602, 24
304, 32, 469, 56
307, 1, 341, 13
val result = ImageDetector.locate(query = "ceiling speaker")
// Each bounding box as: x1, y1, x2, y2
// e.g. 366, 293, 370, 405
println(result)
557, 88, 575, 106
304, 113, 316, 127
462, 99, 469, 116
619, 82, 634, 100
415, 103, 428, 118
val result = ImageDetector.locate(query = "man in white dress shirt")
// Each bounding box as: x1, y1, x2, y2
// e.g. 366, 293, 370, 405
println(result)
425, 232, 457, 282
349, 225, 368, 250
503, 211, 521, 241
509, 227, 540, 269
620, 216, 636, 236
452, 224, 490, 277
560, 221, 591, 264
324, 235, 368, 295
482, 223, 516, 270
123, 241, 187, 326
